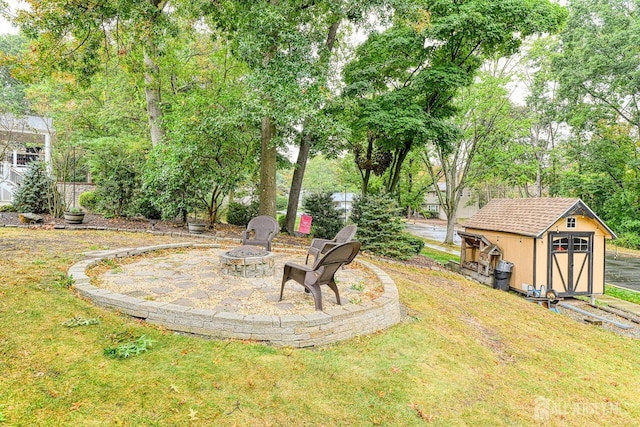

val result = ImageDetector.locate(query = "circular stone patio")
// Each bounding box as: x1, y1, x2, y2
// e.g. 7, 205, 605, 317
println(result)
68, 242, 401, 347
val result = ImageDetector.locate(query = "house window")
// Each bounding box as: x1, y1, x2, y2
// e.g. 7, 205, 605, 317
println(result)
566, 217, 576, 228
426, 205, 440, 212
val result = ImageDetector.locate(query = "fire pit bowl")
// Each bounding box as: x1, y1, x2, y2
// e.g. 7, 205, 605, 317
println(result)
220, 245, 275, 278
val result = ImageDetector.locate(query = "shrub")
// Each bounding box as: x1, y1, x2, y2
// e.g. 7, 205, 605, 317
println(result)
12, 161, 58, 214
302, 192, 343, 239
277, 214, 287, 230
226, 200, 259, 226
78, 191, 98, 212
0, 204, 16, 212
134, 196, 162, 220
613, 233, 640, 250
403, 232, 426, 254
351, 194, 423, 260
276, 195, 288, 211
86, 137, 149, 218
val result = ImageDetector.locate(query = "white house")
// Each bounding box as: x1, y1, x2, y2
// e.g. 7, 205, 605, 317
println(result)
0, 114, 54, 205
331, 192, 355, 220
424, 182, 480, 221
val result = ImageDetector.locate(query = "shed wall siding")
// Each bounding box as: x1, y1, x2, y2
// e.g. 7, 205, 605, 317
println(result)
465, 228, 535, 291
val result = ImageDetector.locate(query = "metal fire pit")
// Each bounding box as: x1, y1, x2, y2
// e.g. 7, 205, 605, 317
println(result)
220, 245, 275, 278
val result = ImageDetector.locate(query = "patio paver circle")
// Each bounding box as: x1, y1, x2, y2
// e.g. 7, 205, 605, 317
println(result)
68, 242, 402, 347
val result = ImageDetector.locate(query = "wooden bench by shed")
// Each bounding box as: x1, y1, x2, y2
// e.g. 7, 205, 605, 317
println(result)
460, 198, 616, 298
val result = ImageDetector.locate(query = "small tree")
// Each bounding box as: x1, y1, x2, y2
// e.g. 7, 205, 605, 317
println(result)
86, 137, 149, 218
351, 194, 423, 260
12, 161, 59, 214
302, 192, 343, 239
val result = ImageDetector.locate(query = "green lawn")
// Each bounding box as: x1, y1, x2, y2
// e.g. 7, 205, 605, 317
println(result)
1, 228, 639, 425
420, 244, 460, 264
606, 284, 640, 305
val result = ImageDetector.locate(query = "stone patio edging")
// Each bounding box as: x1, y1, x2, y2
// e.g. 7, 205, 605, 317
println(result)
67, 243, 402, 347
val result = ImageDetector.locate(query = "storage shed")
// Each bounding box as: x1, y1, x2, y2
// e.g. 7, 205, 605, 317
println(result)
460, 198, 616, 297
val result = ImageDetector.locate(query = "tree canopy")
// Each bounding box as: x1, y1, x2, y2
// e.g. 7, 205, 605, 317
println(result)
4, 0, 640, 248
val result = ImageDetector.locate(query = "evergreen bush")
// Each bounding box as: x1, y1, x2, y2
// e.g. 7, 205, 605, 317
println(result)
351, 194, 424, 260
302, 192, 343, 239
12, 161, 57, 214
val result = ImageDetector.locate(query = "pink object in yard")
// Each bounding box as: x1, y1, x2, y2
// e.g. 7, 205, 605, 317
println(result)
299, 214, 312, 234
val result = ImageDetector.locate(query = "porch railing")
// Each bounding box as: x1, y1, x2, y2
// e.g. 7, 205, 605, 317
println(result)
8, 167, 23, 186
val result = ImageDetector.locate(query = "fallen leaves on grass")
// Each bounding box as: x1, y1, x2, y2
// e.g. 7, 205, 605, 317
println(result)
409, 402, 436, 422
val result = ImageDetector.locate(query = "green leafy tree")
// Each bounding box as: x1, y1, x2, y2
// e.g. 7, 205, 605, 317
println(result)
143, 34, 258, 225
211, 0, 354, 219
428, 67, 526, 242
13, 0, 191, 146
0, 34, 29, 115
551, 0, 640, 244
86, 137, 150, 217
342, 0, 567, 203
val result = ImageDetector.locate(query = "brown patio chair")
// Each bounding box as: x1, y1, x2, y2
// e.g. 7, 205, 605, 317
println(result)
241, 215, 279, 251
280, 241, 361, 311
305, 224, 357, 265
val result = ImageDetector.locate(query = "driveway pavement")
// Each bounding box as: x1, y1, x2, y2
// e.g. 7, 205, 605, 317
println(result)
405, 220, 461, 255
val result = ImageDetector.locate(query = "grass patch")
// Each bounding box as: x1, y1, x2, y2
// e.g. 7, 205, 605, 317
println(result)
420, 245, 460, 264
1, 228, 640, 425
605, 284, 640, 304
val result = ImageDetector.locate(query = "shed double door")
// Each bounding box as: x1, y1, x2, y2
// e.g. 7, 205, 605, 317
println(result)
547, 232, 594, 297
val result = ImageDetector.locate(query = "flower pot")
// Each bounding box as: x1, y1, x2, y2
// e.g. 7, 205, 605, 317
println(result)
188, 222, 206, 234
64, 211, 85, 224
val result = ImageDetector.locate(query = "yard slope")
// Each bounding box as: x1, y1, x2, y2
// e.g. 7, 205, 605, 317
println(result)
0, 228, 638, 426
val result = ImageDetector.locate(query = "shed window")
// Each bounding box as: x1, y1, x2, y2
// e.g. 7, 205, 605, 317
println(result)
552, 237, 569, 251
566, 217, 576, 228
573, 237, 589, 252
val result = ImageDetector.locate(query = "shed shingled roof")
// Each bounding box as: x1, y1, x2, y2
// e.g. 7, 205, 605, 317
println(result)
463, 198, 616, 239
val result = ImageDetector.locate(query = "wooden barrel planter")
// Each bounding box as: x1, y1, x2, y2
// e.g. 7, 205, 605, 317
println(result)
64, 211, 85, 224
188, 222, 206, 234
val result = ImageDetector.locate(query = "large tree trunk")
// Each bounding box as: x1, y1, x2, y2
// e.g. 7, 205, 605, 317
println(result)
285, 131, 312, 234
444, 207, 457, 243
142, 0, 166, 147
259, 116, 277, 217
387, 141, 411, 194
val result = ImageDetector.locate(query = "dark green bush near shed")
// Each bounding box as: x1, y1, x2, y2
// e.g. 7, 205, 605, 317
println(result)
351, 194, 424, 260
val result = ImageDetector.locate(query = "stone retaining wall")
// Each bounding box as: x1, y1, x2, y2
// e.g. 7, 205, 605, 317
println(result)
68, 243, 402, 347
